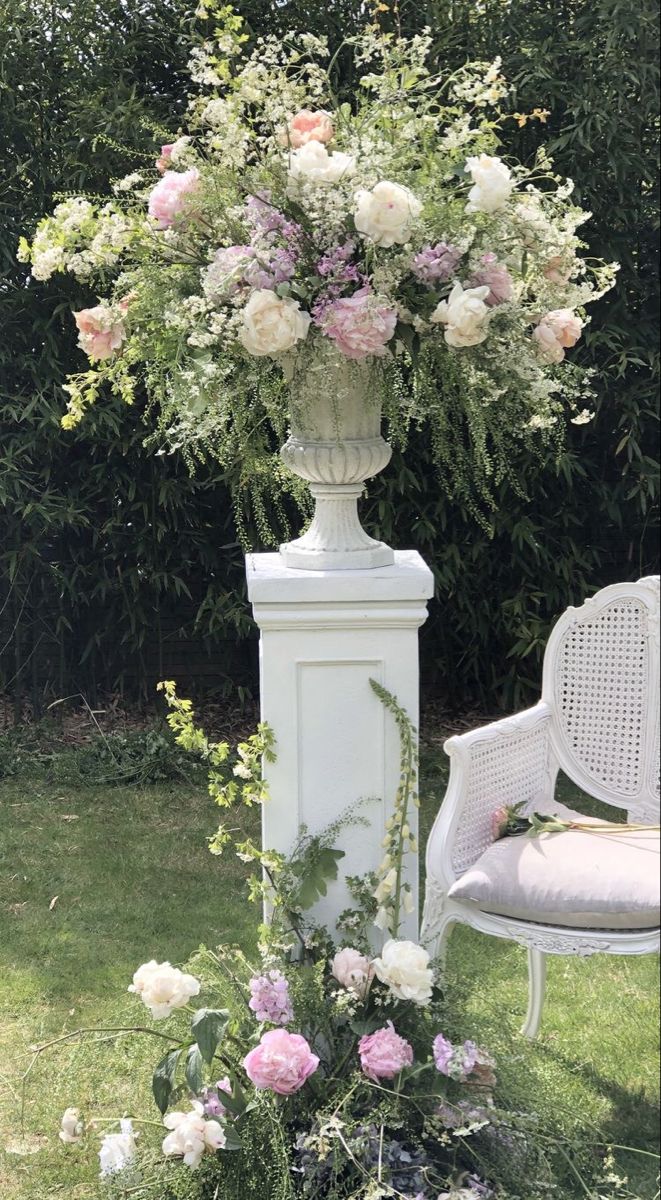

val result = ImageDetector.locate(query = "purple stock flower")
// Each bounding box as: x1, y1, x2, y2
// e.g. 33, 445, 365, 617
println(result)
411, 241, 462, 286
433, 1033, 489, 1082
248, 969, 293, 1025
199, 1076, 231, 1117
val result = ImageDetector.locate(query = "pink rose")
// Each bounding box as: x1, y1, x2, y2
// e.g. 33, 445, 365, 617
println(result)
491, 806, 509, 841
358, 1022, 414, 1082
73, 304, 125, 361
468, 254, 514, 307
533, 308, 583, 363
156, 144, 175, 174
317, 288, 397, 360
243, 1029, 319, 1096
544, 255, 572, 285
280, 109, 334, 148
331, 948, 374, 998
148, 169, 200, 229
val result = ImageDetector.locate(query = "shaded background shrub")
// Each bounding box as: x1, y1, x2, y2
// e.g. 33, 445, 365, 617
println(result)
1, 0, 658, 715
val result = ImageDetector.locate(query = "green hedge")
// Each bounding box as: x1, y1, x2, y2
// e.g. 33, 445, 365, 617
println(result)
1, 0, 658, 712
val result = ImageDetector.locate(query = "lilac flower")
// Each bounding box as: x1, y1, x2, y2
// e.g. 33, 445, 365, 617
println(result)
199, 1076, 232, 1118
411, 241, 462, 286
433, 1033, 495, 1083
248, 969, 293, 1025
245, 192, 303, 242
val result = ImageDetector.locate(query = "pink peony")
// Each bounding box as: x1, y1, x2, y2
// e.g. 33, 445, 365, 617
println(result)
533, 308, 583, 363
280, 109, 334, 148
243, 1029, 319, 1096
148, 169, 200, 229
358, 1022, 414, 1082
317, 288, 397, 360
156, 143, 175, 174
468, 253, 514, 306
73, 305, 125, 361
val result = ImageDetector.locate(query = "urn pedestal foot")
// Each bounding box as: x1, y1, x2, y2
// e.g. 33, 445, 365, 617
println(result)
279, 483, 394, 572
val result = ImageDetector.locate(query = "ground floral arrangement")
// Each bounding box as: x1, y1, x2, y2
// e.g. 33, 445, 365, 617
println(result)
37, 683, 605, 1200
20, 4, 616, 534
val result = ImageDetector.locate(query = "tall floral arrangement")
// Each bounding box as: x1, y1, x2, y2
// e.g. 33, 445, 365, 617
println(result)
19, 5, 616, 535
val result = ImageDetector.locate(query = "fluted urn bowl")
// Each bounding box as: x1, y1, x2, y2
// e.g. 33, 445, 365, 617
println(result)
279, 345, 394, 571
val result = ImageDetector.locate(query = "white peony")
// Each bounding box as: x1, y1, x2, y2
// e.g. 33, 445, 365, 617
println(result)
162, 1101, 226, 1170
331, 947, 374, 998
59, 1107, 84, 1144
128, 960, 201, 1020
354, 181, 422, 247
98, 1119, 138, 1177
372, 939, 434, 1006
239, 290, 311, 357
430, 281, 491, 348
287, 142, 354, 186
465, 154, 513, 213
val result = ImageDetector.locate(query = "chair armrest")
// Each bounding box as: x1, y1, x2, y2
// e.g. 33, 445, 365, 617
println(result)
425, 701, 557, 891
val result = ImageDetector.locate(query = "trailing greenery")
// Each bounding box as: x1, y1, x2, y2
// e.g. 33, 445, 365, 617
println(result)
1, 0, 658, 712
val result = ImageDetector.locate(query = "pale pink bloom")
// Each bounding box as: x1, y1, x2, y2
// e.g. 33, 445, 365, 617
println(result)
544, 255, 572, 284
156, 144, 175, 174
317, 288, 397, 360
358, 1021, 414, 1082
280, 109, 334, 147
73, 305, 125, 361
331, 947, 374, 998
243, 1029, 319, 1096
533, 308, 583, 363
148, 169, 200, 229
469, 253, 514, 306
491, 806, 509, 840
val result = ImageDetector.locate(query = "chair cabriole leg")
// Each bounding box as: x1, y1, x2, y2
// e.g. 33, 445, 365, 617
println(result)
521, 946, 547, 1038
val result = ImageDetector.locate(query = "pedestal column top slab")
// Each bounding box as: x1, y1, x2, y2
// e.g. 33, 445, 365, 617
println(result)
246, 549, 434, 604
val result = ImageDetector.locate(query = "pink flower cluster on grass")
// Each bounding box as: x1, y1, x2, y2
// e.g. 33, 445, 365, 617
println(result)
316, 287, 397, 360
243, 1029, 319, 1095
148, 169, 200, 229
248, 970, 293, 1025
358, 1022, 414, 1081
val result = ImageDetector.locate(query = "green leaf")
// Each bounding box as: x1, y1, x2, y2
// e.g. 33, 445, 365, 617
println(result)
152, 1048, 181, 1115
221, 1124, 243, 1151
185, 1044, 206, 1094
290, 846, 345, 910
191, 1007, 229, 1065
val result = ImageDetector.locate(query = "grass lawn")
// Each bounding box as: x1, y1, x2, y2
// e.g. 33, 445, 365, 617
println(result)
0, 739, 658, 1199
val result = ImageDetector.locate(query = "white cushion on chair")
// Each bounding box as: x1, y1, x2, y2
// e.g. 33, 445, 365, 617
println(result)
447, 807, 660, 930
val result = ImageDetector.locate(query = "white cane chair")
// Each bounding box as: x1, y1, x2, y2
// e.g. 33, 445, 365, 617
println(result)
421, 577, 660, 1037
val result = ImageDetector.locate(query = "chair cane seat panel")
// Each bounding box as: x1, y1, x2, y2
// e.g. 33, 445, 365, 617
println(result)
447, 813, 660, 930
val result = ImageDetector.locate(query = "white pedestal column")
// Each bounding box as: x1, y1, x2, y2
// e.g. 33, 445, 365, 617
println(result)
246, 550, 434, 941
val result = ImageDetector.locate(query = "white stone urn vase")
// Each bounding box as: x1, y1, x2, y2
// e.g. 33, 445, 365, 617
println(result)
279, 346, 394, 570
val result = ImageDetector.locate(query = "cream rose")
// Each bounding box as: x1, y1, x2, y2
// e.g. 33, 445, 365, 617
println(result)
239, 290, 311, 357
465, 154, 513, 213
533, 308, 583, 363
59, 1107, 84, 1144
354, 181, 422, 248
331, 948, 374, 998
372, 939, 434, 1006
287, 142, 354, 186
430, 281, 490, 348
128, 960, 201, 1020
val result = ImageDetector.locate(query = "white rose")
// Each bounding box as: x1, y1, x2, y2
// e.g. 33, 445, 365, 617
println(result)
162, 1102, 226, 1170
372, 939, 434, 1006
59, 1107, 84, 1144
354, 181, 422, 247
99, 1119, 138, 1177
465, 154, 513, 213
128, 960, 201, 1020
431, 281, 491, 348
331, 948, 374, 998
287, 142, 354, 186
239, 290, 311, 357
